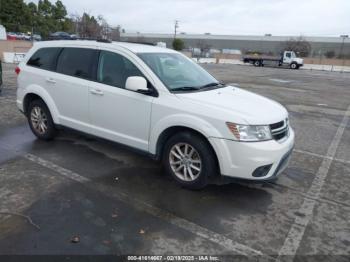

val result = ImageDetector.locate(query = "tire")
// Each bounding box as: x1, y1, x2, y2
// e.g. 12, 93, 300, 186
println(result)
27, 99, 57, 140
162, 132, 217, 189
290, 62, 298, 69
254, 60, 261, 67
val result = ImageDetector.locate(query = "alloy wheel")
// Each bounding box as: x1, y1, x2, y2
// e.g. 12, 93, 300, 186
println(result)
169, 142, 202, 182
30, 106, 48, 134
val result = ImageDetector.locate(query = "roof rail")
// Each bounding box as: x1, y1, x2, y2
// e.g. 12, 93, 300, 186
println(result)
121, 41, 156, 46
74, 37, 112, 43
96, 39, 112, 43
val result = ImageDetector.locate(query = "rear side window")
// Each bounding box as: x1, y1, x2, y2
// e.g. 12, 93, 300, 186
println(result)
56, 48, 98, 80
27, 47, 61, 71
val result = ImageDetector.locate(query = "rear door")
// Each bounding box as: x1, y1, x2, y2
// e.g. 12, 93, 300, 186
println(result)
88, 50, 154, 151
53, 47, 98, 131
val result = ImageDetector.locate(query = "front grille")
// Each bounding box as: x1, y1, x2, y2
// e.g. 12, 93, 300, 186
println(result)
270, 121, 284, 130
269, 119, 289, 141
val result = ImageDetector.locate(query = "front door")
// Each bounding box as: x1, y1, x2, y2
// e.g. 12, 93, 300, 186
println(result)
283, 51, 292, 64
89, 50, 154, 151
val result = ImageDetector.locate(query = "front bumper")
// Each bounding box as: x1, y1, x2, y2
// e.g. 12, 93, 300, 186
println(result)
209, 128, 295, 180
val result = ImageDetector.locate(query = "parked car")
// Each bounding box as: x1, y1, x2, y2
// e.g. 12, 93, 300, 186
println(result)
32, 34, 42, 41
16, 32, 26, 40
16, 40, 294, 189
24, 33, 32, 41
70, 34, 78, 40
48, 32, 72, 40
7, 32, 18, 40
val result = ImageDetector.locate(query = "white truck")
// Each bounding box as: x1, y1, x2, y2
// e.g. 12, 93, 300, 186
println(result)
243, 51, 304, 69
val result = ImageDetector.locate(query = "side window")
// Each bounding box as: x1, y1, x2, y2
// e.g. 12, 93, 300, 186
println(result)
286, 52, 291, 58
27, 47, 61, 71
56, 48, 97, 80
97, 51, 143, 88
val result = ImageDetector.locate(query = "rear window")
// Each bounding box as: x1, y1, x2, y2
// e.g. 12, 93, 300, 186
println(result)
27, 47, 61, 71
56, 48, 97, 80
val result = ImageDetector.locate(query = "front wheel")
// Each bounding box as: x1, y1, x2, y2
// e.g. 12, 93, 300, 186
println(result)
27, 99, 57, 140
162, 132, 217, 189
290, 62, 298, 69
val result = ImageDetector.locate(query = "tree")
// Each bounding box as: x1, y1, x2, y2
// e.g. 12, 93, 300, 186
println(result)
172, 38, 184, 51
70, 13, 111, 39
280, 36, 311, 57
52, 0, 67, 20
0, 0, 29, 32
26, 2, 38, 29
0, 0, 112, 40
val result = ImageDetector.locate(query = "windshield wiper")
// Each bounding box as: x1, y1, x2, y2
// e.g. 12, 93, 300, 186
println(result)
199, 82, 226, 89
171, 86, 201, 92
171, 83, 226, 92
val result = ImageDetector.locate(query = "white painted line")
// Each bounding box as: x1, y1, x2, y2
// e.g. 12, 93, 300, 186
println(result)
243, 85, 307, 93
24, 153, 89, 183
278, 105, 350, 259
293, 149, 332, 160
269, 78, 293, 83
294, 149, 350, 165
23, 153, 268, 258
287, 104, 346, 116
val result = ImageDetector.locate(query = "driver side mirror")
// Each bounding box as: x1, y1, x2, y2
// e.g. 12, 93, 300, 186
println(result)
125, 76, 148, 93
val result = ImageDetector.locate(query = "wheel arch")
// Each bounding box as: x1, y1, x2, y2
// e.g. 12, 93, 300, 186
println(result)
290, 62, 298, 69
153, 125, 220, 174
22, 86, 60, 124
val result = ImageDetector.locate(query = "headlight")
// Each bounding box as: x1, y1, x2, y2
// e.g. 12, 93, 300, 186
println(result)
226, 122, 272, 141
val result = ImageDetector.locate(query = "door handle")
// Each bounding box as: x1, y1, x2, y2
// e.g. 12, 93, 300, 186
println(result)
90, 89, 104, 96
46, 77, 56, 84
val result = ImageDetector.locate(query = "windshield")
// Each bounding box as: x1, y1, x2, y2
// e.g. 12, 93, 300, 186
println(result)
291, 51, 296, 58
138, 52, 219, 91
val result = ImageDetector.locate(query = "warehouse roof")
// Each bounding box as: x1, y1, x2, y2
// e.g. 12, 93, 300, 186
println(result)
121, 33, 349, 43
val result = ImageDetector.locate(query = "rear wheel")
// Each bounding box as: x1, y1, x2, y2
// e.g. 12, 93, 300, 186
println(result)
254, 60, 261, 67
163, 132, 217, 189
27, 99, 57, 140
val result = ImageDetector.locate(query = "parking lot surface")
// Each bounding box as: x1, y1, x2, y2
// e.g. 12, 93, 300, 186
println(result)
0, 63, 349, 261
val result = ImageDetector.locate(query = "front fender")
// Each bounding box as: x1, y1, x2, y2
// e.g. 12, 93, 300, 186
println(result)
148, 113, 223, 154
23, 84, 60, 124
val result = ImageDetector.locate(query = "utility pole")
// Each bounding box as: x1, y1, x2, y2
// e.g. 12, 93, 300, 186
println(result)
340, 35, 348, 68
174, 20, 179, 39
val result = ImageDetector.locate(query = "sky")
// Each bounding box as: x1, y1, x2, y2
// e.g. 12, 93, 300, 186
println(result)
26, 0, 350, 36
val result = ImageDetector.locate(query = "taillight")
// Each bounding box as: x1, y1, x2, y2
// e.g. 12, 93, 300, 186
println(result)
15, 66, 21, 75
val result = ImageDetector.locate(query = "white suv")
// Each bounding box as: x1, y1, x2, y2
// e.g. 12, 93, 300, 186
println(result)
16, 40, 294, 189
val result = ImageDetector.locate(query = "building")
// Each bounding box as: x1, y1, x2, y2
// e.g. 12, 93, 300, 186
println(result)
120, 33, 350, 57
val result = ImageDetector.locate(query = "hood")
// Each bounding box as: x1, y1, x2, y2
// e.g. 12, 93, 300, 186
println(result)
175, 86, 288, 125
294, 58, 303, 64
